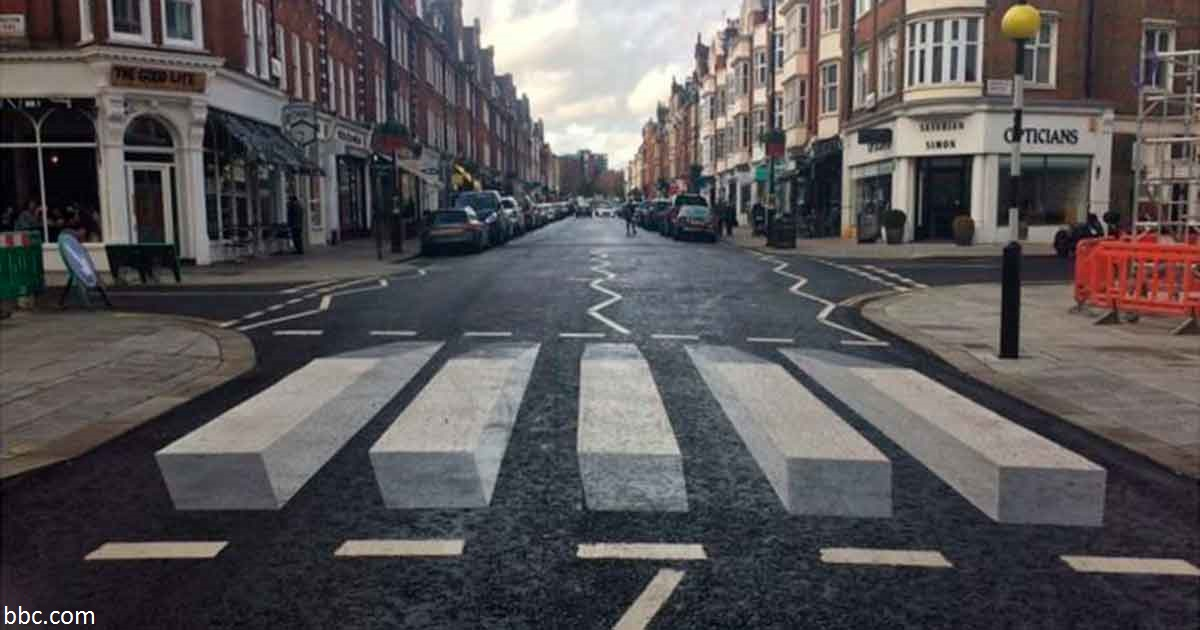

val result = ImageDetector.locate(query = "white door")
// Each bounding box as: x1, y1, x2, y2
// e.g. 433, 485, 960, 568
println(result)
126, 164, 175, 244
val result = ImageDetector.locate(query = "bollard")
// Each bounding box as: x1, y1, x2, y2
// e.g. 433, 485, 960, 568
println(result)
999, 242, 1022, 359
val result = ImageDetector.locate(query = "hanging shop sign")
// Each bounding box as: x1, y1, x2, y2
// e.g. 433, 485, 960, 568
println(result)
111, 66, 207, 93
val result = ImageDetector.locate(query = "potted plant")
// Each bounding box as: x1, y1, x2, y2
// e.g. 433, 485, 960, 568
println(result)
952, 215, 975, 246
883, 209, 907, 244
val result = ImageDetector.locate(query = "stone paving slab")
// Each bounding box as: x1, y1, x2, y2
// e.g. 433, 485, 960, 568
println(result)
863, 282, 1200, 478
0, 311, 255, 479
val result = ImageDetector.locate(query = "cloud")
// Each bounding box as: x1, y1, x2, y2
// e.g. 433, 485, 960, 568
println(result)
461, 0, 729, 169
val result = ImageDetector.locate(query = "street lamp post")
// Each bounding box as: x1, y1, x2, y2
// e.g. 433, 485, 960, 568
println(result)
999, 2, 1041, 360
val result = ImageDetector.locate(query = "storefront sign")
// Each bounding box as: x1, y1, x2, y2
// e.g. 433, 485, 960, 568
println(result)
987, 79, 1014, 96
1004, 127, 1081, 145
0, 14, 26, 38
858, 128, 893, 146
918, 118, 966, 133
111, 66, 206, 93
336, 128, 367, 150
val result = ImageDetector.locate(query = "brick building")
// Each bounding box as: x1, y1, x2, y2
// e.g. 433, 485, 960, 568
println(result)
0, 0, 549, 270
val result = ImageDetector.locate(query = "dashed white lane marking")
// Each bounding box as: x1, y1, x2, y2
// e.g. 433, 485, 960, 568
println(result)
282, 279, 339, 294
334, 539, 465, 558
841, 339, 891, 347
576, 543, 708, 561
286, 298, 304, 305
464, 331, 514, 338
1060, 556, 1200, 576
370, 331, 419, 337
85, 542, 228, 561
613, 569, 686, 630
243, 311, 266, 320
747, 337, 795, 344
651, 334, 700, 341
756, 254, 886, 345
811, 259, 907, 291
274, 330, 324, 336
560, 332, 607, 339
862, 265, 931, 289
588, 252, 632, 336
267, 304, 285, 312
237, 295, 333, 332
820, 548, 953, 569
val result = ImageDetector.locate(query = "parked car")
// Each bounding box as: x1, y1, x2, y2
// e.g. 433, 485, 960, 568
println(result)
594, 204, 615, 218
672, 205, 719, 242
500, 197, 523, 237
575, 202, 592, 218
421, 208, 487, 255
644, 199, 672, 231
454, 190, 507, 245
665, 193, 709, 237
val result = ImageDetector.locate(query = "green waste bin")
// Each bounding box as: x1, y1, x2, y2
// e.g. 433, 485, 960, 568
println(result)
0, 231, 45, 301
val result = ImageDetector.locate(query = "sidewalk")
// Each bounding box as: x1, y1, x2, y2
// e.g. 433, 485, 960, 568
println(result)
729, 225, 1056, 259
45, 236, 422, 288
0, 311, 255, 478
863, 283, 1200, 477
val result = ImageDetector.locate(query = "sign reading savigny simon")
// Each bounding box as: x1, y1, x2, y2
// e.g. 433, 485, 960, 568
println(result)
917, 116, 1081, 152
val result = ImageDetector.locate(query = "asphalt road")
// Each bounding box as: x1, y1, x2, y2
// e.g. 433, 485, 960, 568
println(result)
2, 217, 1197, 629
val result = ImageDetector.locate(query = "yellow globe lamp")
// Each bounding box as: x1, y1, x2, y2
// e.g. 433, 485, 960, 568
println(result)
1002, 3, 1041, 41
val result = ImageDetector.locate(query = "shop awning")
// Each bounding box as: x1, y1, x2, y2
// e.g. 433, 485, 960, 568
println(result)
209, 110, 323, 175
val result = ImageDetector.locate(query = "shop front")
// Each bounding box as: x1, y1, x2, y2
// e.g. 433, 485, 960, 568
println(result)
325, 121, 372, 241
843, 104, 1114, 244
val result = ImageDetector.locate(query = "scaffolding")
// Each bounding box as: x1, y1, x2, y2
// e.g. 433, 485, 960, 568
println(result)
1134, 49, 1200, 242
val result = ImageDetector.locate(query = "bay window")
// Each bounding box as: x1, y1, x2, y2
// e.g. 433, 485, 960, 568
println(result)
1023, 19, 1057, 87
163, 0, 202, 48
905, 16, 981, 88
109, 0, 150, 43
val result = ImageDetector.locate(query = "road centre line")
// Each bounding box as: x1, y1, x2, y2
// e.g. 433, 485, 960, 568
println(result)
747, 337, 795, 344
651, 334, 700, 341
464, 331, 514, 338
85, 542, 228, 561
577, 543, 708, 561
286, 298, 304, 305
560, 332, 607, 339
1060, 556, 1200, 576
613, 569, 686, 630
274, 330, 324, 336
820, 548, 953, 569
841, 340, 891, 347
370, 331, 419, 337
334, 539, 464, 558
267, 305, 284, 312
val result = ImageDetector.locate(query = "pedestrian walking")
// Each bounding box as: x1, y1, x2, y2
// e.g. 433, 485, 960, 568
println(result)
287, 195, 305, 255
725, 204, 736, 237
625, 203, 637, 236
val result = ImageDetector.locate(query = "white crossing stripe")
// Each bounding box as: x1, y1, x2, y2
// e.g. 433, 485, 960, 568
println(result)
560, 332, 607, 339
686, 346, 891, 518
85, 542, 228, 561
334, 539, 465, 558
370, 344, 540, 508
613, 569, 686, 630
746, 337, 794, 344
464, 331, 514, 338
820, 548, 953, 568
787, 350, 1106, 526
370, 330, 419, 337
840, 340, 890, 347
651, 334, 700, 341
1060, 556, 1200, 576
577, 543, 708, 561
274, 330, 323, 336
578, 344, 687, 512
156, 342, 442, 510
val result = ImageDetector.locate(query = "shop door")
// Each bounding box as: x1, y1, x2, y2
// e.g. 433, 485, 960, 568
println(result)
126, 164, 175, 244
916, 157, 970, 241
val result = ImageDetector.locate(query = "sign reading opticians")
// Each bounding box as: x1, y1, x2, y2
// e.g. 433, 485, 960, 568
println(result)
1005, 127, 1080, 145
111, 66, 207, 93
0, 14, 26, 38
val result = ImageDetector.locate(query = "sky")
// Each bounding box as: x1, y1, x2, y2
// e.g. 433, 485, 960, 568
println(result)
461, 0, 731, 170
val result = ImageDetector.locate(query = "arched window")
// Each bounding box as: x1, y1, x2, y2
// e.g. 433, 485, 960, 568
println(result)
0, 103, 101, 243
124, 115, 174, 148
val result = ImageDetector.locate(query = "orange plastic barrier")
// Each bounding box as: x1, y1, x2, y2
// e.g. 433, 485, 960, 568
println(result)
1074, 239, 1200, 325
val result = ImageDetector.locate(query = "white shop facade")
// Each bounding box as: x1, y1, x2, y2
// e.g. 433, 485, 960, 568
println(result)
843, 102, 1116, 244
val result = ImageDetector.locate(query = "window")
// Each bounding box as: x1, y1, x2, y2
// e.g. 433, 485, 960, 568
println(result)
798, 4, 809, 49
821, 63, 839, 114
854, 48, 870, 109
854, 0, 870, 21
738, 61, 750, 95
163, 0, 202, 47
775, 31, 784, 68
276, 26, 287, 92
739, 114, 751, 149
306, 42, 316, 102
756, 51, 768, 87
774, 94, 784, 130
327, 58, 336, 111
754, 108, 766, 145
291, 33, 302, 98
349, 68, 357, 121
797, 79, 807, 124
997, 155, 1091, 226
1024, 19, 1057, 87
110, 0, 150, 42
905, 17, 981, 88
879, 32, 898, 97
80, 0, 95, 42
375, 73, 385, 122
372, 0, 384, 42
1143, 26, 1175, 91
822, 0, 839, 32
242, 0, 254, 75
256, 4, 269, 80
332, 0, 341, 22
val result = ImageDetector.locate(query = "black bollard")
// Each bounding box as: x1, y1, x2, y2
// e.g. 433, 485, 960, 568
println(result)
999, 241, 1022, 359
